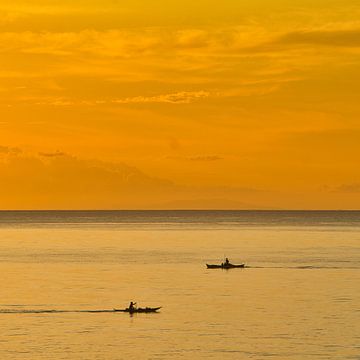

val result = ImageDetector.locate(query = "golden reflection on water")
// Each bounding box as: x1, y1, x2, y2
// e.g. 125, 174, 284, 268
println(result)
0, 227, 359, 359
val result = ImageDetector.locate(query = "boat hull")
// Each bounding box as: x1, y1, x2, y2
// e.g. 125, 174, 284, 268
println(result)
206, 264, 245, 269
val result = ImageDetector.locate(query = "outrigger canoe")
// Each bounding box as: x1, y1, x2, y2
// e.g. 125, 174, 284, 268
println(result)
206, 263, 245, 269
113, 307, 161, 313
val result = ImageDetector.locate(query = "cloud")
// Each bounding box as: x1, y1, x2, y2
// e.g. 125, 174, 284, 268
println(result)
188, 155, 223, 161
0, 145, 22, 155
112, 91, 211, 104
4, 24, 358, 105
0, 26, 270, 63
39, 151, 66, 157
334, 183, 360, 193
21, 91, 212, 107
176, 29, 210, 49
13, 84, 283, 107
166, 155, 224, 162
0, 154, 173, 208
0, 154, 263, 209
277, 28, 360, 47
243, 27, 360, 55
2, 16, 359, 60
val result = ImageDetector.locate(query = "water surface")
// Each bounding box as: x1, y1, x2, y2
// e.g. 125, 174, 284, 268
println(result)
0, 211, 359, 359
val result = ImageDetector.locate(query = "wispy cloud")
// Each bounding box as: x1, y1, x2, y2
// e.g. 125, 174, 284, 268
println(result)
166, 155, 224, 162
333, 183, 360, 193
188, 155, 223, 161
39, 151, 66, 157
112, 91, 211, 104
21, 91, 212, 107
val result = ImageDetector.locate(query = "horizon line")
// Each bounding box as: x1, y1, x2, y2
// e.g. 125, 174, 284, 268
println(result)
0, 209, 359, 212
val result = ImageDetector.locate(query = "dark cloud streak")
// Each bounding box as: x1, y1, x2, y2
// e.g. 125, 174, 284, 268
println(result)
39, 151, 66, 157
0, 146, 22, 155
334, 183, 360, 193
277, 29, 360, 47
188, 155, 223, 161
241, 28, 360, 55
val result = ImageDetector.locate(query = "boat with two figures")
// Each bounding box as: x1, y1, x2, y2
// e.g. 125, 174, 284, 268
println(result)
206, 257, 245, 269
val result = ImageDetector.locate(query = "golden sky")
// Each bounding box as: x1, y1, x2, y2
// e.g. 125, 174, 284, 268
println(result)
0, 0, 360, 209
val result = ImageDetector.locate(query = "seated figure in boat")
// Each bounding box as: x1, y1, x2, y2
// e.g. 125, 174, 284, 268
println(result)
225, 258, 230, 265
129, 301, 137, 311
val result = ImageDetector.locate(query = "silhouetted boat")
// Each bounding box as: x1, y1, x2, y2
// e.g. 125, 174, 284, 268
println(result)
113, 307, 161, 313
206, 263, 245, 269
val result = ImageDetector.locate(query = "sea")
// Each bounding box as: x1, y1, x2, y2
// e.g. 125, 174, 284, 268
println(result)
0, 210, 359, 359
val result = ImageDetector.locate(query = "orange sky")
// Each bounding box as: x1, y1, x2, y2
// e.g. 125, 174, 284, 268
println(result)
0, 0, 360, 209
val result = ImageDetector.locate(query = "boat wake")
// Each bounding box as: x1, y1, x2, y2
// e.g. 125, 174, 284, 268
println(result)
246, 265, 359, 269
0, 309, 118, 314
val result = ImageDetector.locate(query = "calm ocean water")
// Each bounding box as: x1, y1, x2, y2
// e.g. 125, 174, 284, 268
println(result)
0, 211, 359, 359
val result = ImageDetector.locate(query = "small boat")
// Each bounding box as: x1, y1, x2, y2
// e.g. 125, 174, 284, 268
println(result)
206, 263, 245, 269
113, 307, 161, 313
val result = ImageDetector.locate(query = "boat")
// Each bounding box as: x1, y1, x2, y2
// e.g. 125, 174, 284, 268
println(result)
206, 263, 245, 269
113, 307, 161, 313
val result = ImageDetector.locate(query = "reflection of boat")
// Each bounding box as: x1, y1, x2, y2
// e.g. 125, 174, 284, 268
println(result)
206, 263, 245, 269
114, 307, 161, 313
